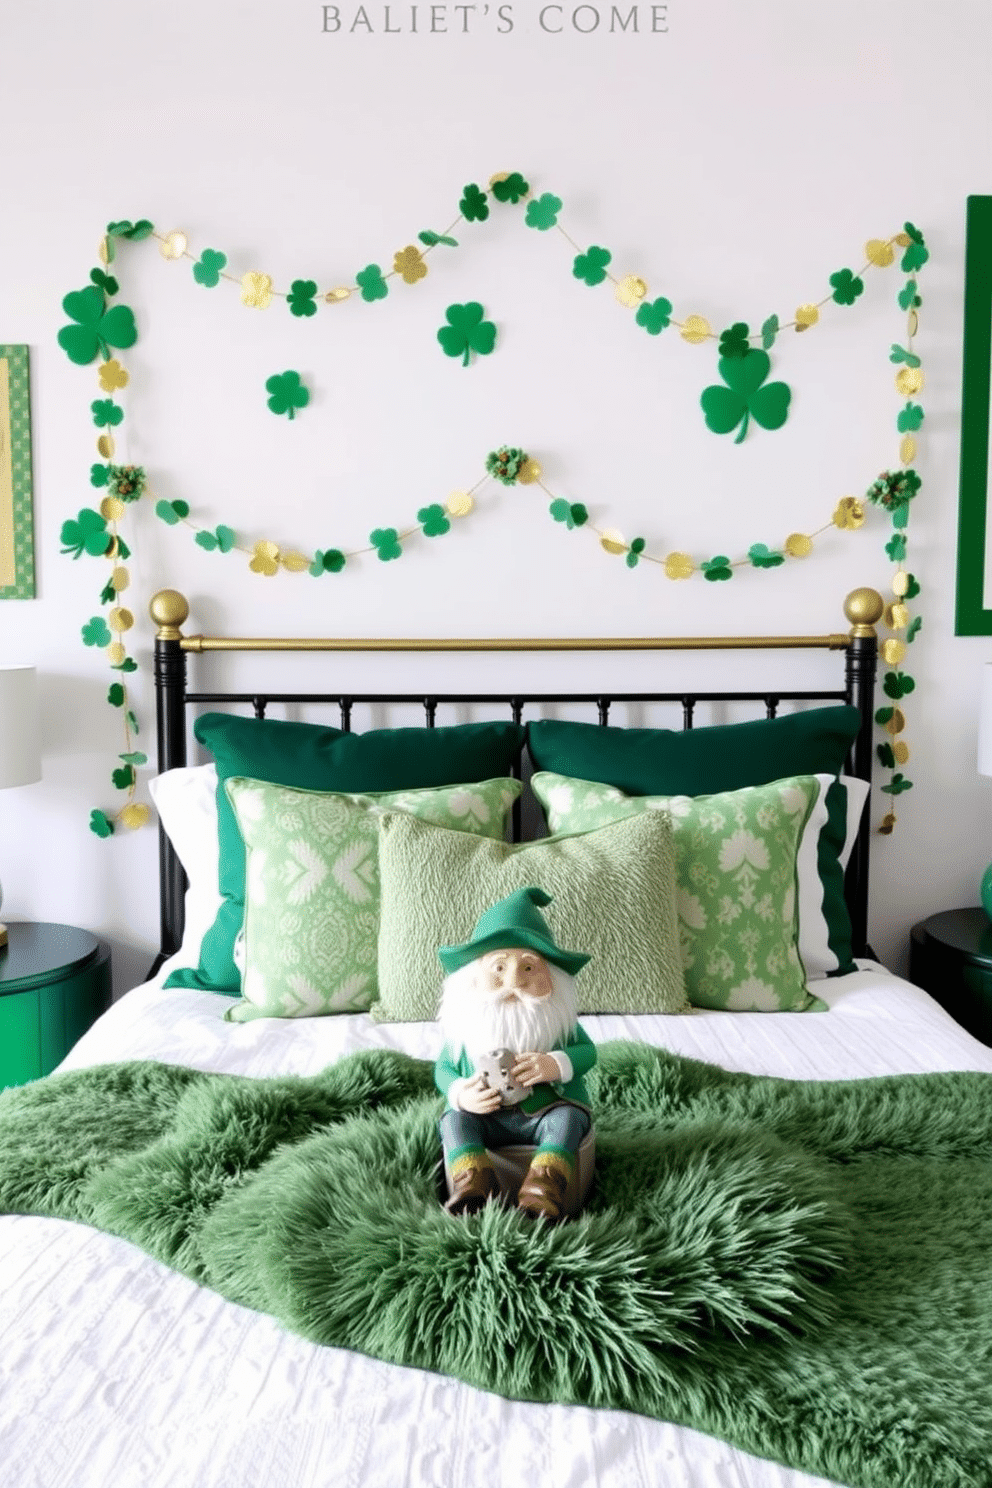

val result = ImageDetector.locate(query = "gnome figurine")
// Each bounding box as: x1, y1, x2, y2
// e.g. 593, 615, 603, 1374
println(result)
434, 886, 596, 1222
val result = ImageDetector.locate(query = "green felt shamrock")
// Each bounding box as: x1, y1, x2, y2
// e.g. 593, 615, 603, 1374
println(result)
61, 509, 111, 560
625, 537, 646, 569
829, 269, 864, 306
107, 465, 146, 501
702, 556, 733, 581
418, 230, 459, 248
193, 249, 228, 288
485, 447, 529, 484
82, 616, 113, 648
195, 525, 237, 553
876, 742, 896, 770
356, 265, 389, 303
370, 528, 402, 561
437, 303, 497, 366
459, 184, 489, 222
897, 402, 925, 433
889, 344, 921, 368
89, 268, 119, 296
108, 684, 125, 707
875, 706, 896, 726
907, 615, 923, 642
900, 223, 928, 273
288, 279, 319, 318
99, 578, 116, 605
700, 351, 791, 443
525, 194, 562, 231
573, 246, 612, 287
90, 464, 110, 488
107, 219, 154, 241
155, 499, 190, 525
418, 504, 450, 537
310, 549, 346, 576
120, 749, 146, 766
113, 765, 136, 790
898, 279, 922, 311
90, 809, 114, 839
748, 543, 784, 569
883, 670, 915, 699
761, 314, 779, 350
266, 370, 310, 419
91, 399, 124, 429
492, 173, 529, 204
57, 286, 138, 365
549, 500, 588, 529
718, 323, 751, 359
111, 656, 138, 674
885, 533, 907, 562
901, 573, 921, 599
881, 772, 913, 796
635, 298, 673, 336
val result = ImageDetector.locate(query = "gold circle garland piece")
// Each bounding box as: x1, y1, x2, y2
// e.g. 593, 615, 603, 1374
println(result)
896, 366, 924, 395
795, 304, 820, 331
679, 315, 711, 344
664, 552, 695, 579
866, 239, 895, 267
784, 533, 813, 558
241, 272, 273, 309
600, 529, 627, 555
325, 287, 352, 304
447, 491, 474, 516
160, 230, 188, 260
615, 275, 648, 309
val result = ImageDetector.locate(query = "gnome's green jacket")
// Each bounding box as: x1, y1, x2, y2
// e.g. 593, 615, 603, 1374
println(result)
435, 1025, 597, 1115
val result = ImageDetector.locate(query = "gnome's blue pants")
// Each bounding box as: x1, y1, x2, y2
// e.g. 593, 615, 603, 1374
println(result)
441, 1104, 591, 1178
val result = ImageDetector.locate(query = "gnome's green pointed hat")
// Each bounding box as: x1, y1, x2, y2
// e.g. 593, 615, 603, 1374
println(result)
437, 886, 590, 977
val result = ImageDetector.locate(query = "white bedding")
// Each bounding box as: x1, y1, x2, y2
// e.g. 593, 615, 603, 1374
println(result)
3, 962, 992, 1488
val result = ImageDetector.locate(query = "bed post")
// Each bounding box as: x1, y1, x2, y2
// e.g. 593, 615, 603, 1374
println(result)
150, 590, 191, 961
843, 587, 882, 959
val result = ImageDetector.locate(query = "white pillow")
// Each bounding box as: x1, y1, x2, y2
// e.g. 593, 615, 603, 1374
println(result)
148, 763, 221, 968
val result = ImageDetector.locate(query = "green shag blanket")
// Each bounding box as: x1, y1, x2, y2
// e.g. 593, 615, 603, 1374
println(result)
2, 1043, 991, 1488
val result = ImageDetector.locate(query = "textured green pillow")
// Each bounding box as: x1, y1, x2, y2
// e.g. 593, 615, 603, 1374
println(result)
372, 809, 690, 1021
531, 771, 823, 1011
526, 706, 861, 796
223, 776, 522, 1020
165, 713, 525, 993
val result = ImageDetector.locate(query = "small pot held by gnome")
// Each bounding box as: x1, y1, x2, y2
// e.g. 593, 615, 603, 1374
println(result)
434, 886, 597, 1223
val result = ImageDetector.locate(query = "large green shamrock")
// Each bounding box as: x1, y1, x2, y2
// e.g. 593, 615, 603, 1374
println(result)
370, 528, 402, 561
61, 509, 111, 559
193, 249, 228, 288
700, 351, 791, 443
459, 184, 489, 222
288, 279, 319, 318
573, 246, 612, 286
58, 286, 138, 365
356, 264, 388, 302
525, 194, 562, 231
266, 370, 310, 419
635, 297, 672, 335
829, 269, 864, 306
82, 616, 113, 647
492, 172, 529, 203
437, 303, 497, 366
418, 504, 450, 536
900, 222, 929, 272
91, 399, 124, 428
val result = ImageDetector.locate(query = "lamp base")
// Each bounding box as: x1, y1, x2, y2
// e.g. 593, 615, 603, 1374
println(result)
982, 865, 992, 921
0, 922, 7, 949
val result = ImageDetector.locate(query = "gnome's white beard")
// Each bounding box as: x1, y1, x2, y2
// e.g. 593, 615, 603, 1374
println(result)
438, 960, 579, 1064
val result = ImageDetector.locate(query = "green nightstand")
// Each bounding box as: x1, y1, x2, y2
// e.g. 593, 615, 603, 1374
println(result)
0, 922, 112, 1089
909, 907, 992, 1047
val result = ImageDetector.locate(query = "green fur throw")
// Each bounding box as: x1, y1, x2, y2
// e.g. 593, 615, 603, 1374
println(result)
2, 1043, 991, 1488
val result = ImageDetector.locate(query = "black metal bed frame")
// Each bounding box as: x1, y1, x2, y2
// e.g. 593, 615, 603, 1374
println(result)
151, 589, 882, 968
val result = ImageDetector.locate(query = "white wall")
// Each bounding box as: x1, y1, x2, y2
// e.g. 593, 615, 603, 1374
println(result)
1, 0, 990, 991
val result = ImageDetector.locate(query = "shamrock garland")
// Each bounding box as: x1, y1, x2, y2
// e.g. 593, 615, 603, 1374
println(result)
59, 196, 926, 836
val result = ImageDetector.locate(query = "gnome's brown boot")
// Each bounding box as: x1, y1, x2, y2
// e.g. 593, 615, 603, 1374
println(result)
517, 1157, 570, 1222
445, 1161, 499, 1216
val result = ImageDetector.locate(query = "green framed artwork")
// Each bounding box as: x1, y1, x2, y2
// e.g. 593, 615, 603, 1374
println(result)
0, 345, 36, 600
956, 196, 992, 635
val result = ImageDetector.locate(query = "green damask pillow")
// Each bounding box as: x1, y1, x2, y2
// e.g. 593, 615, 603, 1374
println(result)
531, 771, 824, 1012
224, 776, 522, 1021
372, 809, 690, 1021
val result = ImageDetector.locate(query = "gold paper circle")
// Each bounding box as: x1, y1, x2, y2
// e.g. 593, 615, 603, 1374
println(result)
241, 272, 273, 309
890, 602, 910, 629
280, 551, 311, 573
99, 236, 111, 266
866, 239, 895, 267
784, 533, 813, 558
100, 496, 126, 522
325, 287, 352, 303
107, 641, 126, 666
615, 275, 648, 308
98, 359, 129, 392
892, 571, 910, 596
885, 708, 906, 735
878, 813, 897, 835
447, 491, 474, 517
108, 606, 134, 633
120, 803, 151, 830
795, 304, 820, 330
664, 551, 694, 579
832, 497, 865, 530
896, 367, 924, 395
908, 309, 919, 337
249, 540, 280, 575
881, 638, 907, 666
893, 740, 910, 765
97, 434, 116, 458
894, 232, 911, 247
900, 435, 917, 465
679, 315, 711, 345
112, 566, 130, 593
600, 529, 627, 555
160, 230, 188, 260
517, 460, 542, 485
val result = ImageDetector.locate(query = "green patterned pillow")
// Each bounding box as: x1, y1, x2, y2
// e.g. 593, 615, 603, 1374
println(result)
531, 771, 823, 1012
224, 776, 521, 1021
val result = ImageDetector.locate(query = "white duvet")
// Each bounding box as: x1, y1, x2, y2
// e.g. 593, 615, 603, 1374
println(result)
3, 962, 992, 1488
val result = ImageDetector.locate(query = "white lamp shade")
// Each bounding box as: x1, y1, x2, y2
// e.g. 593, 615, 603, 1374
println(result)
979, 664, 992, 777
0, 665, 41, 788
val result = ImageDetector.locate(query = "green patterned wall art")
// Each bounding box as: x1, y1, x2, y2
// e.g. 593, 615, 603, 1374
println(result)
0, 345, 36, 599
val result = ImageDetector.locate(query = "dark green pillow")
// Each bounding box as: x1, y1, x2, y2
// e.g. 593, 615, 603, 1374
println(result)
165, 713, 525, 994
526, 706, 862, 797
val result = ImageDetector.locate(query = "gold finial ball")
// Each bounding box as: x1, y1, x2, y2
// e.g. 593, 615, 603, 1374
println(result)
844, 586, 884, 629
149, 589, 190, 631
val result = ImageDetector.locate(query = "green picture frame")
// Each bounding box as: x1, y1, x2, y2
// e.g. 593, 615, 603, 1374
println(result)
0, 344, 36, 600
956, 196, 992, 635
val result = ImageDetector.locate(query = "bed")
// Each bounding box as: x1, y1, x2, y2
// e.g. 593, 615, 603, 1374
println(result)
2, 586, 991, 1488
